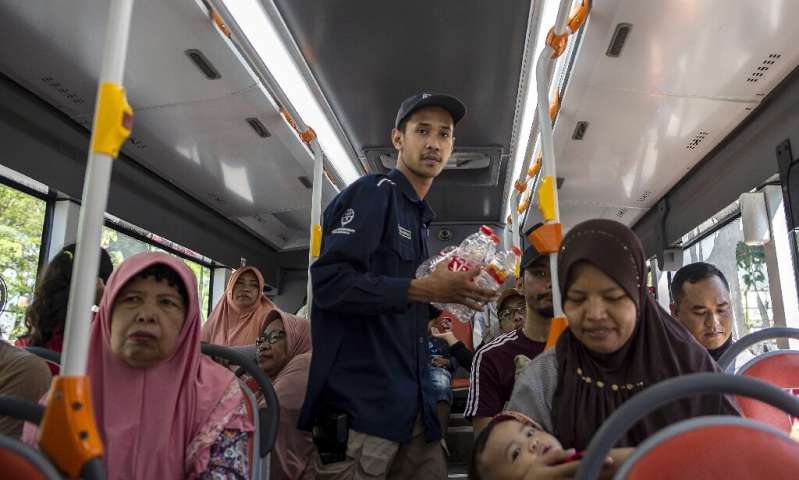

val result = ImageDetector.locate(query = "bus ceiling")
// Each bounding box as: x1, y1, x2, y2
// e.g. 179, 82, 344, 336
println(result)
3, 0, 799, 250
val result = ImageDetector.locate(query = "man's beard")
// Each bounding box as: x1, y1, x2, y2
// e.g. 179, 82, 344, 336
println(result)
536, 305, 554, 319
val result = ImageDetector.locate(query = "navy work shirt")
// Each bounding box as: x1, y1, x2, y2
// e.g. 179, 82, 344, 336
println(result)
298, 168, 441, 443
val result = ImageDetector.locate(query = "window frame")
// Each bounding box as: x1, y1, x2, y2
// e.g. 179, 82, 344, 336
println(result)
102, 221, 220, 315
0, 174, 54, 338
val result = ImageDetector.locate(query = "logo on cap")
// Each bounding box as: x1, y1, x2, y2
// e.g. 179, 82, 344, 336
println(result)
422, 93, 431, 99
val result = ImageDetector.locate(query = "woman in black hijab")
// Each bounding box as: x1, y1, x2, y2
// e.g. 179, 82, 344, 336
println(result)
508, 219, 738, 450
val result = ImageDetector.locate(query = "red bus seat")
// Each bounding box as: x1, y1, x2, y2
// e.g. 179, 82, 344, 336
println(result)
449, 315, 474, 351
735, 350, 799, 434
616, 416, 799, 479
0, 434, 60, 480
449, 317, 473, 390
236, 378, 262, 480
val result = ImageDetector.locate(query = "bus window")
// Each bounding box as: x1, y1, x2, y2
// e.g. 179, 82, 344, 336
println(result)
682, 216, 774, 354
0, 182, 47, 340
101, 225, 213, 321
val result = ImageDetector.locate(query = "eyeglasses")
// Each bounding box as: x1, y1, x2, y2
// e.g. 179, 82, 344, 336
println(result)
256, 331, 286, 349
527, 269, 551, 280
499, 307, 525, 320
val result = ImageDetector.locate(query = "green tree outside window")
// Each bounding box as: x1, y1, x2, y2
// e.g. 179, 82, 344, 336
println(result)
0, 184, 46, 339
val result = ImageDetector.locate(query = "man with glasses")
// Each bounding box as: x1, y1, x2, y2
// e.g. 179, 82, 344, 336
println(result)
497, 288, 526, 334
465, 245, 553, 437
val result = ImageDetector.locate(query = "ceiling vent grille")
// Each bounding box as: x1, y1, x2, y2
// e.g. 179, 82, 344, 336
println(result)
685, 131, 710, 150
185, 49, 221, 79
746, 53, 782, 83
606, 23, 633, 57
572, 121, 589, 140
297, 176, 312, 189
616, 208, 627, 218
636, 190, 652, 203
40, 76, 87, 105
246, 117, 271, 138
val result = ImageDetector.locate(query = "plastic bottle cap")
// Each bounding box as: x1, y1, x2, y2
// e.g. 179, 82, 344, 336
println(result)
512, 246, 522, 256
490, 234, 500, 244
480, 225, 495, 236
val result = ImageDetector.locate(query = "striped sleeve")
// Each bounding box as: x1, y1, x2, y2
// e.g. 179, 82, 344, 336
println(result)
464, 331, 517, 420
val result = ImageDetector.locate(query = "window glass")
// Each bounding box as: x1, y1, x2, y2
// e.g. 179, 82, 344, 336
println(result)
683, 217, 774, 356
101, 227, 212, 321
0, 183, 46, 340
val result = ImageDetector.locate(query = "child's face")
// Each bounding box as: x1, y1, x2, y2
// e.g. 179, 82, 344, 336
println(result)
479, 419, 564, 480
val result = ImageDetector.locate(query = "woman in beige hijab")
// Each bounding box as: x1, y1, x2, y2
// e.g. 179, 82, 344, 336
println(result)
202, 266, 276, 346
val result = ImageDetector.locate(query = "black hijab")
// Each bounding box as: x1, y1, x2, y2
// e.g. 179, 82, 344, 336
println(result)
551, 219, 738, 450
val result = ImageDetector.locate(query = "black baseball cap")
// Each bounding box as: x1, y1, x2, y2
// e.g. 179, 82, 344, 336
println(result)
520, 245, 546, 269
395, 92, 467, 128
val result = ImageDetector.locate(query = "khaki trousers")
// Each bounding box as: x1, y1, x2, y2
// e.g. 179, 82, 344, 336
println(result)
314, 416, 446, 480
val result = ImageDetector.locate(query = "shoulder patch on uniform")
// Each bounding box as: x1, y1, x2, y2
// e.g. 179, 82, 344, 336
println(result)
377, 178, 396, 187
341, 208, 355, 226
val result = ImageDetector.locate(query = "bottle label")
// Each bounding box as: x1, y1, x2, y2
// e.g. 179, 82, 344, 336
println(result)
486, 265, 508, 284
448, 256, 472, 272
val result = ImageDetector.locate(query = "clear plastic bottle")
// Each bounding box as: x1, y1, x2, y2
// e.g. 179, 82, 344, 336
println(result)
431, 226, 500, 323
415, 245, 457, 279
476, 245, 523, 292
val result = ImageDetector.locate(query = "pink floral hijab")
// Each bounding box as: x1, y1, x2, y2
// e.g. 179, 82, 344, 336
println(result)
86, 253, 242, 479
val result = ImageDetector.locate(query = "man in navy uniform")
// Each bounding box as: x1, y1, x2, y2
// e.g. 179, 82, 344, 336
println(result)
299, 93, 497, 478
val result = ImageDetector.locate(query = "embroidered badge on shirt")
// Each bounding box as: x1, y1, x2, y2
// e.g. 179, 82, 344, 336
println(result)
341, 208, 355, 226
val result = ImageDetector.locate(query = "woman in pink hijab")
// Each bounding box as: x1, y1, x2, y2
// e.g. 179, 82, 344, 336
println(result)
202, 266, 276, 346
25, 252, 254, 479
251, 309, 314, 480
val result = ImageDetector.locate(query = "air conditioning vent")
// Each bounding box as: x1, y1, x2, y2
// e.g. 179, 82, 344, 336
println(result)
185, 49, 222, 80
272, 209, 310, 231
685, 131, 710, 150
572, 121, 589, 140
298, 176, 312, 189
606, 23, 633, 58
246, 117, 271, 138
746, 53, 782, 83
127, 136, 148, 150
378, 151, 491, 170
40, 76, 87, 105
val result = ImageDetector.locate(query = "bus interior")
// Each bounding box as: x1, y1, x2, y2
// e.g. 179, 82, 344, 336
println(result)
3, 0, 799, 478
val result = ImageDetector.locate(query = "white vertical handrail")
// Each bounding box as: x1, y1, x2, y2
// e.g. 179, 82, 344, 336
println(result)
61, 0, 135, 376
307, 142, 324, 313
506, 0, 547, 254
534, 0, 575, 320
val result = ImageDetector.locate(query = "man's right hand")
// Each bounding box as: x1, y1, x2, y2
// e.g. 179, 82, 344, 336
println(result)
408, 263, 498, 310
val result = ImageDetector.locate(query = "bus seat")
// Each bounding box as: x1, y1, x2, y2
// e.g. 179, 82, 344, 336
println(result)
717, 327, 799, 372
451, 378, 470, 390
576, 373, 799, 480
0, 434, 61, 480
23, 347, 62, 374
237, 378, 263, 480
449, 316, 473, 351
201, 343, 280, 476
734, 350, 799, 434
615, 416, 799, 479
448, 314, 473, 391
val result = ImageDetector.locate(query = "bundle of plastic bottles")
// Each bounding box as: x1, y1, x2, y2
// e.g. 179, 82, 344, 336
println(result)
416, 225, 522, 323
